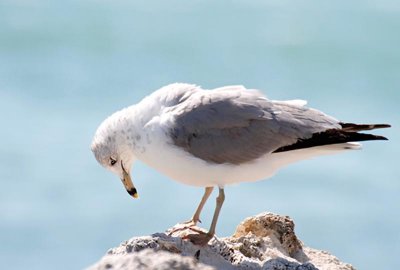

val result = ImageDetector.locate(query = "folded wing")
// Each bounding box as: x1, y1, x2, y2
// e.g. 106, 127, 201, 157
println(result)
168, 86, 343, 164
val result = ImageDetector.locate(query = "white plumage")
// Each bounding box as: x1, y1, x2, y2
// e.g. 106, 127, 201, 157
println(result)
91, 83, 389, 245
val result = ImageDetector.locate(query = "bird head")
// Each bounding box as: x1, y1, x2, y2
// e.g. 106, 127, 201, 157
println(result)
91, 111, 138, 199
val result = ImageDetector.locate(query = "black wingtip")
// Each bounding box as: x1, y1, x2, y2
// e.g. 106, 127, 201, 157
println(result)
339, 123, 391, 132
371, 135, 389, 141
356, 133, 389, 141
374, 124, 391, 129
273, 129, 389, 153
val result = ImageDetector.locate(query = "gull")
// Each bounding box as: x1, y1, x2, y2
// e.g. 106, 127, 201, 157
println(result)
91, 83, 390, 245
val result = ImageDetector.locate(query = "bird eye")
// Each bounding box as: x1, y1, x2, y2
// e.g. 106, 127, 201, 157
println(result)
110, 157, 117, 166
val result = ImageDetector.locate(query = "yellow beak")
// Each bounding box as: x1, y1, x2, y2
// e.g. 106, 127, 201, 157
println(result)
121, 162, 139, 199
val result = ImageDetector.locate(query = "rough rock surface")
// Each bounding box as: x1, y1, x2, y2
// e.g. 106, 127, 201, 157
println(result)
88, 212, 354, 270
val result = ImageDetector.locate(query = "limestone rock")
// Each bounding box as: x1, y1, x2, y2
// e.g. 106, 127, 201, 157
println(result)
88, 212, 355, 270
89, 249, 214, 270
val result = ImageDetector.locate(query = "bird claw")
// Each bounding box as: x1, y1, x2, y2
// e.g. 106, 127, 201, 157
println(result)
167, 219, 202, 236
182, 219, 198, 227
183, 216, 203, 226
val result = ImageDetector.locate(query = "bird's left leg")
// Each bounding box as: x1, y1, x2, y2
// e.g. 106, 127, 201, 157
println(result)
184, 186, 214, 226
168, 187, 213, 236
183, 187, 225, 245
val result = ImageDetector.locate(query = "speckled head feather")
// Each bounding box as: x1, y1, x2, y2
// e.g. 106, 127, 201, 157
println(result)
91, 107, 136, 169
91, 105, 143, 198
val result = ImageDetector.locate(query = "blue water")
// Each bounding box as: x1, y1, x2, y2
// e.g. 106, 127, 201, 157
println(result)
1, 1, 399, 269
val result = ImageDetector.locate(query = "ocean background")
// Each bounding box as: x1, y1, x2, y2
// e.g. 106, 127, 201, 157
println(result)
0, 0, 399, 269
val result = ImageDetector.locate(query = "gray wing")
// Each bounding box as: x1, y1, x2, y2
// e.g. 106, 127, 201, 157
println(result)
168, 86, 340, 164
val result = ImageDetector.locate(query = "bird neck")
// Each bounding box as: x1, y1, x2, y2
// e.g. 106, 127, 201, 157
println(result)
120, 102, 157, 154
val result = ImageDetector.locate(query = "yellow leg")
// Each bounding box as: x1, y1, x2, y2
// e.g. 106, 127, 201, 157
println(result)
168, 187, 214, 236
207, 187, 225, 236
190, 186, 214, 224
184, 187, 225, 245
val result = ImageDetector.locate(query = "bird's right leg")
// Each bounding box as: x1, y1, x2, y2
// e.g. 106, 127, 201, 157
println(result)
184, 186, 214, 226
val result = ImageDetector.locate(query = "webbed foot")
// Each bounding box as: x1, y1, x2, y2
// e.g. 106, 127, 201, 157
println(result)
167, 218, 200, 236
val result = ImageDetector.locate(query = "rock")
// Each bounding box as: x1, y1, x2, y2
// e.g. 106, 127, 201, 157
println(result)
88, 212, 355, 270
89, 249, 214, 270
